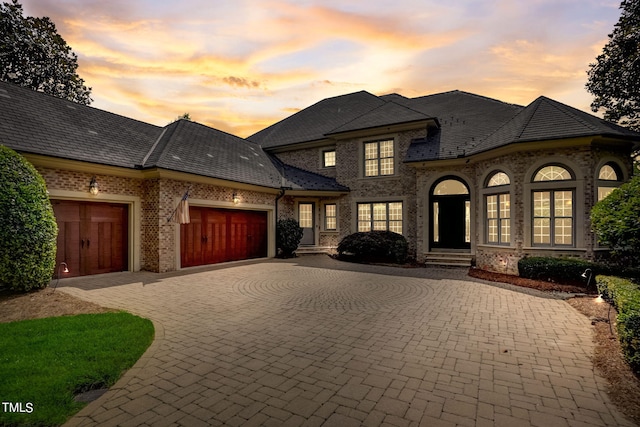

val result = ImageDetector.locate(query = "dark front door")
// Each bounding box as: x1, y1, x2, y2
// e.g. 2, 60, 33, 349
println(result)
431, 196, 470, 250
52, 200, 128, 277
181, 207, 267, 267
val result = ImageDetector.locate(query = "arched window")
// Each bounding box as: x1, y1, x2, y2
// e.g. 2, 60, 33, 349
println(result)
597, 163, 623, 201
484, 171, 511, 245
533, 165, 572, 182
531, 164, 574, 246
433, 179, 469, 195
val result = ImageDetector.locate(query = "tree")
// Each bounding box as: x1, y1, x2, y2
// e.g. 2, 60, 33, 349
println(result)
586, 0, 640, 131
0, 0, 92, 104
0, 145, 58, 292
591, 175, 640, 265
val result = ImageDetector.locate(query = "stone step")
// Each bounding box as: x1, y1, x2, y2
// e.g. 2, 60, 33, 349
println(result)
425, 252, 473, 267
295, 246, 334, 255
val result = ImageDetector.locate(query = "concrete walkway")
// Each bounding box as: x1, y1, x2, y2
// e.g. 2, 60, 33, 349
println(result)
60, 256, 633, 426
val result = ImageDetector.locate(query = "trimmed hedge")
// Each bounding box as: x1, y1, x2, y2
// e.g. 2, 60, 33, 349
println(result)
337, 231, 408, 264
0, 146, 58, 292
597, 275, 640, 373
518, 257, 598, 287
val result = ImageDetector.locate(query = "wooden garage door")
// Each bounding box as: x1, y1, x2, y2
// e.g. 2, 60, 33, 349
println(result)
52, 200, 128, 277
181, 207, 267, 268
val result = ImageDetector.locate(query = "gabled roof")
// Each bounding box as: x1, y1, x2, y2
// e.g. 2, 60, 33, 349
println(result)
327, 101, 433, 136
0, 81, 347, 192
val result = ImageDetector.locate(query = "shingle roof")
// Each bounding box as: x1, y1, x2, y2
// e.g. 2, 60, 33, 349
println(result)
470, 96, 640, 155
0, 81, 347, 192
0, 80, 161, 168
327, 101, 432, 135
269, 156, 349, 192
248, 91, 387, 148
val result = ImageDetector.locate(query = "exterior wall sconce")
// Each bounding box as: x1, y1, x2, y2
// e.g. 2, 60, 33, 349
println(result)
89, 176, 99, 195
232, 192, 240, 204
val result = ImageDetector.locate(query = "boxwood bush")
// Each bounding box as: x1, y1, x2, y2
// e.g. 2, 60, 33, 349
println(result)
0, 145, 58, 292
596, 275, 640, 373
517, 257, 601, 287
276, 219, 303, 258
337, 231, 408, 264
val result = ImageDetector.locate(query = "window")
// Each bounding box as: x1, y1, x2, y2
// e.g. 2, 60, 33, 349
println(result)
485, 171, 511, 245
364, 139, 394, 177
324, 204, 337, 230
357, 202, 402, 234
323, 150, 336, 168
531, 165, 574, 246
597, 163, 622, 201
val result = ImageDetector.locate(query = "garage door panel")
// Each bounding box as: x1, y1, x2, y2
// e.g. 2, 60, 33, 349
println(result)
52, 201, 128, 277
181, 207, 267, 267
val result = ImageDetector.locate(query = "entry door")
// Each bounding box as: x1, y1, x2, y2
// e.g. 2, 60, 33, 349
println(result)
299, 203, 315, 245
432, 196, 470, 249
53, 201, 128, 277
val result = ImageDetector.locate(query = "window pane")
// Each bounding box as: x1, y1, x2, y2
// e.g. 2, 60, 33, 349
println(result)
325, 204, 336, 230
554, 191, 572, 217
380, 157, 394, 175
433, 202, 439, 242
365, 159, 378, 176
499, 194, 510, 218
599, 164, 618, 180
465, 200, 471, 243
598, 187, 615, 201
488, 172, 510, 187
358, 204, 371, 232
534, 165, 572, 181
373, 221, 387, 231
488, 218, 498, 243
533, 218, 551, 244
533, 192, 550, 217
389, 222, 402, 234
554, 218, 573, 245
487, 195, 497, 219
434, 179, 468, 195
500, 219, 511, 243
364, 142, 378, 159
388, 202, 402, 221
299, 204, 313, 228
379, 140, 394, 158
323, 150, 336, 167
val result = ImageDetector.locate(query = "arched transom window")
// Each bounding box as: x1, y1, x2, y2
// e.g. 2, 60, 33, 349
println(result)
597, 163, 623, 201
532, 164, 574, 246
485, 171, 511, 245
533, 165, 572, 182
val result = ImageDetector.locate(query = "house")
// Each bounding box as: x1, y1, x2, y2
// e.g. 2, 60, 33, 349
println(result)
0, 80, 637, 277
248, 90, 639, 273
0, 81, 347, 277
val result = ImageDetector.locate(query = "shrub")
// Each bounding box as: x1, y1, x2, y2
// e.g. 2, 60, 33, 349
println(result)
337, 231, 408, 264
0, 145, 58, 292
517, 257, 600, 287
596, 275, 640, 373
276, 219, 303, 258
591, 175, 640, 266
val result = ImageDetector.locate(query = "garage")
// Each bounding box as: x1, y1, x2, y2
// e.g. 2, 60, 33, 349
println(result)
180, 207, 268, 268
52, 200, 129, 277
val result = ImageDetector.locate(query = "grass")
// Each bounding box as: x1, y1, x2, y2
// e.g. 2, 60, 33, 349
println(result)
0, 312, 154, 426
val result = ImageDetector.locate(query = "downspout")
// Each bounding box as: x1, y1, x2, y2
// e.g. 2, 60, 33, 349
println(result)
274, 187, 286, 257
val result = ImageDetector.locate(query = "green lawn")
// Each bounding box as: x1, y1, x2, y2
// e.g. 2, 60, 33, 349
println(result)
0, 312, 154, 426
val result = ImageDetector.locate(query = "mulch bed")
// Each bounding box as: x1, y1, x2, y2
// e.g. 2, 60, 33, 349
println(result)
468, 267, 594, 294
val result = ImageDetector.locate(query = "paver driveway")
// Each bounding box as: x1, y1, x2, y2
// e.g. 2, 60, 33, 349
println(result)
60, 256, 633, 427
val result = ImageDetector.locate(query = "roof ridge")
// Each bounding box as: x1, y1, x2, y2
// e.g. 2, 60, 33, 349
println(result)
326, 98, 429, 134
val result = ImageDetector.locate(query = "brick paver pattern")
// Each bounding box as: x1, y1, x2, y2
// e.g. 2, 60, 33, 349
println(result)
60, 256, 633, 426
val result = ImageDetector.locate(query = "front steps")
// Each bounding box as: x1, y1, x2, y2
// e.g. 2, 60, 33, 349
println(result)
425, 252, 473, 267
295, 246, 335, 255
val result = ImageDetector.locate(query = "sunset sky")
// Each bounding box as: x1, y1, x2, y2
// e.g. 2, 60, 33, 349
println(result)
20, 0, 622, 138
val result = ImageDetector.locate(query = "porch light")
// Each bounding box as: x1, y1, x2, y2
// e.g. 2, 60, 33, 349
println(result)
51, 262, 69, 293
232, 192, 240, 204
581, 268, 593, 285
89, 176, 99, 195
